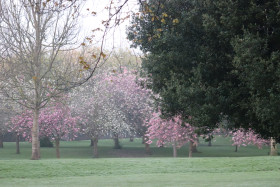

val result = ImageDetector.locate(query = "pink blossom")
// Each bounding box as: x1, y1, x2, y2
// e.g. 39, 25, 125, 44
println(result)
230, 128, 269, 149
145, 112, 197, 148
9, 102, 79, 142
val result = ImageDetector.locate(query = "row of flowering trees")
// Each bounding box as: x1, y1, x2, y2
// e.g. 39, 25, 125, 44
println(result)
7, 67, 154, 158
6, 67, 270, 158
145, 114, 270, 157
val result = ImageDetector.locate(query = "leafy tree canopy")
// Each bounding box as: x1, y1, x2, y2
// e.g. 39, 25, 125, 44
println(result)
128, 0, 280, 142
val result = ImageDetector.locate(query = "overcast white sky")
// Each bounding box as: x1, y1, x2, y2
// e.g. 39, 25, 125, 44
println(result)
80, 0, 140, 51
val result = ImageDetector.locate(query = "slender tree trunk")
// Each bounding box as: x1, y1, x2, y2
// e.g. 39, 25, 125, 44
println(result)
270, 138, 278, 156
0, 134, 3, 148
189, 141, 193, 158
145, 142, 151, 155
142, 136, 145, 144
90, 139, 93, 146
208, 139, 212, 146
38, 139, 40, 158
31, 108, 40, 160
192, 142, 198, 153
143, 136, 151, 154
129, 136, 134, 142
31, 5, 42, 160
93, 138, 98, 158
16, 134, 20, 154
235, 145, 238, 152
55, 139, 60, 158
172, 143, 177, 157
113, 133, 121, 149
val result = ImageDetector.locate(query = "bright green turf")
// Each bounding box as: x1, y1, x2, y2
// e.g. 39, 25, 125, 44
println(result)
0, 137, 279, 186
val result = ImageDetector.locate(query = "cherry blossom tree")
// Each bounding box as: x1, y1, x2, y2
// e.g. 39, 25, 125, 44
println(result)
9, 102, 79, 158
146, 112, 197, 157
230, 128, 269, 152
71, 72, 132, 157
8, 110, 33, 154
105, 68, 154, 150
39, 103, 79, 158
71, 65, 154, 157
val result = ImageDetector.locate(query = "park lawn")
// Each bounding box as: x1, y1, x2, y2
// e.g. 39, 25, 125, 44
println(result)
0, 136, 273, 159
0, 157, 279, 187
0, 137, 279, 186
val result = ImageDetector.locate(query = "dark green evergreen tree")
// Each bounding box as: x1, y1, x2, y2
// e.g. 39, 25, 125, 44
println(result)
128, 0, 280, 142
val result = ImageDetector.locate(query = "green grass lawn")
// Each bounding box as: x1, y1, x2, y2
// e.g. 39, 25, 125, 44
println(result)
0, 137, 279, 186
0, 136, 273, 159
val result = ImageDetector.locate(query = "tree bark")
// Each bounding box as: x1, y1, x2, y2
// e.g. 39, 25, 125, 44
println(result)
129, 136, 134, 142
192, 142, 198, 153
145, 142, 151, 155
93, 138, 98, 158
90, 139, 94, 146
235, 145, 238, 152
16, 134, 20, 154
55, 139, 60, 158
270, 138, 278, 156
0, 134, 3, 148
172, 143, 177, 157
143, 136, 151, 154
142, 136, 145, 144
31, 3, 42, 160
189, 141, 193, 158
31, 108, 40, 160
113, 133, 121, 149
208, 139, 212, 146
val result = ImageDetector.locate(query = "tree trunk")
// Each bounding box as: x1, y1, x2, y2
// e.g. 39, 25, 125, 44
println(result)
172, 143, 177, 157
192, 142, 198, 153
142, 136, 145, 144
92, 138, 98, 158
208, 139, 212, 146
90, 139, 93, 146
145, 142, 151, 155
31, 108, 40, 160
235, 145, 238, 152
113, 133, 121, 149
0, 134, 3, 148
143, 135, 151, 154
270, 138, 278, 156
55, 139, 60, 158
129, 136, 134, 142
31, 2, 42, 160
16, 134, 20, 154
189, 141, 193, 158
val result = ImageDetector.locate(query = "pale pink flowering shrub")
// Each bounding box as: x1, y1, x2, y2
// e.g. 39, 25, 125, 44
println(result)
9, 110, 33, 141
231, 128, 269, 149
39, 103, 80, 141
9, 103, 79, 142
146, 112, 197, 148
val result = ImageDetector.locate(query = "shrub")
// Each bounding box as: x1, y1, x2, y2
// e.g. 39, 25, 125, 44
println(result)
40, 136, 53, 147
